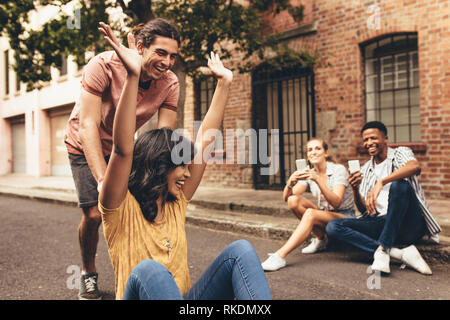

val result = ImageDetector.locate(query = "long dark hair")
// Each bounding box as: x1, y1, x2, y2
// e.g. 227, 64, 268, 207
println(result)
128, 127, 194, 223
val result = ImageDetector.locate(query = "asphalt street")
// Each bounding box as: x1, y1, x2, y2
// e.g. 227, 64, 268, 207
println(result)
0, 195, 449, 301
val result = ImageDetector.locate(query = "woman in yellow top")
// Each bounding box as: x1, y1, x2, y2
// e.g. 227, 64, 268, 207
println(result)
97, 22, 271, 300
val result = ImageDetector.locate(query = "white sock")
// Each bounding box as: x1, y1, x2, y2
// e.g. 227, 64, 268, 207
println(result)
390, 247, 403, 260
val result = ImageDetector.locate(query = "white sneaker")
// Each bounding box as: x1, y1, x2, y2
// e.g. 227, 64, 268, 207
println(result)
261, 253, 286, 272
371, 246, 390, 274
301, 236, 328, 254
400, 245, 432, 275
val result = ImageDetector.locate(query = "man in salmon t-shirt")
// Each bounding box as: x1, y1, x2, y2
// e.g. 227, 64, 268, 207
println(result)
65, 19, 180, 300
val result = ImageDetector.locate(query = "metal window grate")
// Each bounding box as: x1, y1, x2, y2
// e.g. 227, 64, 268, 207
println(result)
252, 66, 315, 189
194, 77, 222, 150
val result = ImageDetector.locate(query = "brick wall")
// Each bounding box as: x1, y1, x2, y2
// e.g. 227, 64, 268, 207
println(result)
183, 0, 450, 199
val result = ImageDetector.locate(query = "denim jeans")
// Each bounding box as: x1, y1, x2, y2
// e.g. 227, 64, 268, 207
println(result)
325, 180, 427, 253
122, 239, 272, 300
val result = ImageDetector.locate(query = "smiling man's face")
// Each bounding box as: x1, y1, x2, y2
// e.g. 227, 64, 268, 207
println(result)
138, 36, 179, 81
362, 128, 388, 162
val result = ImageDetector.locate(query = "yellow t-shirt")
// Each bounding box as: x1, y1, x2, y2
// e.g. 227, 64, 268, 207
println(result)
99, 190, 190, 300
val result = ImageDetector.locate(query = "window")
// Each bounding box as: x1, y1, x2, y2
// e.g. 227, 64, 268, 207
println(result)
60, 53, 68, 77
195, 77, 215, 121
4, 50, 9, 95
16, 72, 21, 93
194, 77, 223, 151
362, 33, 420, 142
252, 66, 315, 189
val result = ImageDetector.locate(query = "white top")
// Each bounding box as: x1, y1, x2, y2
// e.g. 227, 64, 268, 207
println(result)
359, 147, 441, 237
298, 162, 354, 211
373, 158, 392, 216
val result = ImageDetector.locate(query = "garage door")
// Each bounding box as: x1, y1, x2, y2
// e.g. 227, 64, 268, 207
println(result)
50, 106, 72, 176
11, 120, 26, 173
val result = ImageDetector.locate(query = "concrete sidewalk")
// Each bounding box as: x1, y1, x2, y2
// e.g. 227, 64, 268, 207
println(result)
0, 174, 449, 264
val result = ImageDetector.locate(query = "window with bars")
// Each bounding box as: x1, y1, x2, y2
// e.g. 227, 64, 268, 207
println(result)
194, 77, 223, 151
252, 66, 315, 189
195, 77, 215, 121
362, 33, 420, 142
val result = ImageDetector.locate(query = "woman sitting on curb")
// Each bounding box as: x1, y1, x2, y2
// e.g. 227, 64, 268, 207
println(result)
97, 22, 272, 300
261, 138, 355, 271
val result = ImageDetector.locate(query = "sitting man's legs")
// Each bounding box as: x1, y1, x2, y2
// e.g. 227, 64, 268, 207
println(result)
371, 180, 430, 274
327, 180, 431, 274
326, 215, 385, 253
377, 180, 427, 249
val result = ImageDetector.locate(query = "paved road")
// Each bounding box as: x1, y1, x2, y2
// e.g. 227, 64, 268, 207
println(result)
0, 195, 449, 300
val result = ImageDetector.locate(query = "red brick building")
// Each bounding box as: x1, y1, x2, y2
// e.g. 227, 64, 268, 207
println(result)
182, 0, 450, 199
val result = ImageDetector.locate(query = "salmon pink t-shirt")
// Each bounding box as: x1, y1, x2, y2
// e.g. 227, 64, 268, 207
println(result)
65, 51, 179, 156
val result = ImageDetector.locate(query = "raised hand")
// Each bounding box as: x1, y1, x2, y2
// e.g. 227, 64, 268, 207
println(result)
98, 22, 141, 77
200, 52, 233, 83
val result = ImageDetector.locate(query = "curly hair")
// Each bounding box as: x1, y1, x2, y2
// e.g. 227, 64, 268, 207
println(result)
360, 121, 387, 136
128, 127, 194, 223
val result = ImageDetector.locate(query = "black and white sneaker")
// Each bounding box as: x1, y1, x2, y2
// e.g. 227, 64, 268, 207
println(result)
78, 272, 102, 300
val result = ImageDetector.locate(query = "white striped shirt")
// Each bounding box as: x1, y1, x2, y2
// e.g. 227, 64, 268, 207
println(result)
359, 147, 441, 236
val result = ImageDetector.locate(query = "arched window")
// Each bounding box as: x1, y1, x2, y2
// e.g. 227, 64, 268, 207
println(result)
361, 33, 420, 142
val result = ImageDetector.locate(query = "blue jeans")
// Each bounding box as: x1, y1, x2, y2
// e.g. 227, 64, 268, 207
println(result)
122, 240, 272, 300
326, 180, 427, 253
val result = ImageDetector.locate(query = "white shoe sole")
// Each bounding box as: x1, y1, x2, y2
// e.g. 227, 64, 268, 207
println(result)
370, 262, 390, 274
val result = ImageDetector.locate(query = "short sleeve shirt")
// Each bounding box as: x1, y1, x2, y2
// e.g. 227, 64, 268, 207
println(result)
358, 146, 441, 236
298, 162, 354, 211
65, 51, 179, 156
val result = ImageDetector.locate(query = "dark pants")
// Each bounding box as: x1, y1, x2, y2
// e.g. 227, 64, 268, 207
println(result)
326, 180, 427, 253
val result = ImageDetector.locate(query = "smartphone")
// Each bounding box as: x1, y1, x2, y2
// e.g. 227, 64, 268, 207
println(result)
296, 159, 307, 171
348, 160, 361, 173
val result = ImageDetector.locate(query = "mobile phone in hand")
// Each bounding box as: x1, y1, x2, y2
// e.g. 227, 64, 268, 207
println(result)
296, 159, 307, 171
348, 160, 360, 173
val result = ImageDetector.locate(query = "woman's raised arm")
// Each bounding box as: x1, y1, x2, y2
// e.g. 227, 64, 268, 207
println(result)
182, 53, 233, 200
98, 22, 142, 209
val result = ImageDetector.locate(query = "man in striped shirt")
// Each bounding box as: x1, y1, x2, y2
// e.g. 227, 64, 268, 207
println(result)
326, 121, 441, 275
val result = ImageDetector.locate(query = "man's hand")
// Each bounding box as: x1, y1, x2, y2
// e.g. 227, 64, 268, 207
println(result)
365, 180, 383, 215
348, 171, 363, 190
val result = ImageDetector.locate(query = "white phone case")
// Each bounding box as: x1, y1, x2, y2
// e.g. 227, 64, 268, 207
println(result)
348, 160, 360, 173
296, 159, 307, 171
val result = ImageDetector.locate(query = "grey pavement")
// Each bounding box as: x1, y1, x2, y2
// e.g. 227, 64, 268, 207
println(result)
0, 173, 449, 265
1, 195, 449, 301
